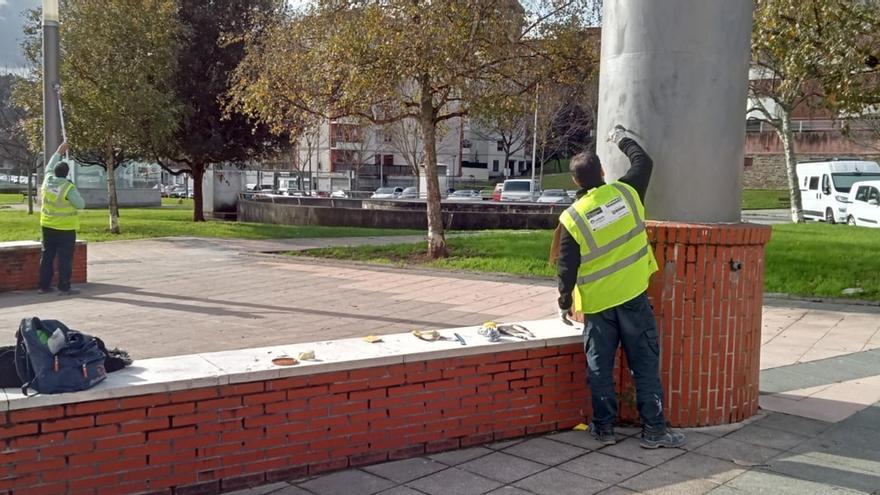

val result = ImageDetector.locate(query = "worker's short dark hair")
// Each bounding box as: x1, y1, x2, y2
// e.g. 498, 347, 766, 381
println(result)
570, 151, 603, 189
55, 161, 70, 178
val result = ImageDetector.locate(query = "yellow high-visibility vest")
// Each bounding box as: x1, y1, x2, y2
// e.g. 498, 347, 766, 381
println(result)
41, 180, 79, 230
559, 182, 657, 314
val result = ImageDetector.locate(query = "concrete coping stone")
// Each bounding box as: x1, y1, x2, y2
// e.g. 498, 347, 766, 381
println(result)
0, 240, 87, 251
0, 319, 580, 412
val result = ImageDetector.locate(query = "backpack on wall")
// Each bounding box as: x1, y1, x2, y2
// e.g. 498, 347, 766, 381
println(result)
15, 317, 107, 395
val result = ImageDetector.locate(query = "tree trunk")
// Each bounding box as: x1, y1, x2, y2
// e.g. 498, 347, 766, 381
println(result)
778, 114, 804, 223
419, 80, 447, 259
192, 163, 206, 222
106, 143, 121, 234
27, 163, 34, 215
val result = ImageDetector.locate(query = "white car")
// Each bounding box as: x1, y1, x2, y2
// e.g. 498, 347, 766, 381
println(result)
500, 179, 541, 202
845, 180, 880, 228
399, 187, 419, 199
446, 190, 482, 201
330, 190, 348, 198
371, 187, 403, 199
537, 189, 572, 204
797, 160, 880, 223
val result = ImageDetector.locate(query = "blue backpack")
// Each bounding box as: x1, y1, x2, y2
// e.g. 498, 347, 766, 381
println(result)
15, 317, 107, 395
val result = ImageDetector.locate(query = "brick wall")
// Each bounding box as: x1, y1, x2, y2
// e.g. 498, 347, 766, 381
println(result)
566, 222, 770, 427
0, 345, 599, 495
0, 241, 87, 292
645, 223, 769, 425
744, 154, 880, 189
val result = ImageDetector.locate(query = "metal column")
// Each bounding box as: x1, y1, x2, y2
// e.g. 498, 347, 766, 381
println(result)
596, 0, 754, 223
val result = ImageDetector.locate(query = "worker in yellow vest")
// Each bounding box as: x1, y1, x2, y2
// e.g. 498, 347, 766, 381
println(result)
39, 141, 85, 295
557, 126, 685, 449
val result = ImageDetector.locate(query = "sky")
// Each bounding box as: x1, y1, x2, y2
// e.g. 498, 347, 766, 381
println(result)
0, 0, 39, 73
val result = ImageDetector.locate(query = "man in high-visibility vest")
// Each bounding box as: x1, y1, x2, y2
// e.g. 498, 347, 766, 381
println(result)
557, 126, 685, 449
39, 141, 85, 295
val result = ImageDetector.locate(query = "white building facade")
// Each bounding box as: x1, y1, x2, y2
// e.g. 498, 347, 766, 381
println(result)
293, 116, 531, 193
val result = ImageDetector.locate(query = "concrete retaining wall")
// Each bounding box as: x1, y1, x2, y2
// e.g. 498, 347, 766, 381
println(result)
238, 199, 561, 230
79, 188, 161, 208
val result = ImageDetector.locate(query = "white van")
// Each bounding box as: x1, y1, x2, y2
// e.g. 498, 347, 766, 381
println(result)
845, 180, 880, 228
796, 160, 880, 223
500, 179, 541, 202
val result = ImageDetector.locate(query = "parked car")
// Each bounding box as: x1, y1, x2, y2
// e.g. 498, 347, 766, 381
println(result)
492, 183, 503, 202
797, 160, 880, 224
500, 179, 541, 202
168, 187, 190, 198
371, 187, 403, 199
446, 189, 482, 201
330, 190, 348, 198
537, 189, 572, 204
399, 187, 419, 199
566, 190, 578, 200
845, 180, 880, 228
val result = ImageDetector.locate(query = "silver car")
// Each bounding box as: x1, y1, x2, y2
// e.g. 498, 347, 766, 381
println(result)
537, 189, 572, 204
371, 187, 403, 199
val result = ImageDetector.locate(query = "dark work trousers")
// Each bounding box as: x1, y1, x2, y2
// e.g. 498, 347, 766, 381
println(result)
39, 227, 77, 291
584, 292, 666, 432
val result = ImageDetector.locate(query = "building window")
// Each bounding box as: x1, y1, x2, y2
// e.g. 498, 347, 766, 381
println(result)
383, 154, 394, 166
518, 161, 525, 171
374, 155, 381, 166
497, 140, 504, 151
744, 157, 753, 168
492, 160, 499, 172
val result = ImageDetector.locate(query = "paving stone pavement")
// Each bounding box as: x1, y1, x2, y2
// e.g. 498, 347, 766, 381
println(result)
221, 408, 880, 494
3, 237, 879, 494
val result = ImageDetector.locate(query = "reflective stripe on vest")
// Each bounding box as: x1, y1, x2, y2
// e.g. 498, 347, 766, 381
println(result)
564, 183, 645, 264
558, 181, 657, 314
41, 180, 79, 230
42, 182, 75, 216
577, 245, 649, 285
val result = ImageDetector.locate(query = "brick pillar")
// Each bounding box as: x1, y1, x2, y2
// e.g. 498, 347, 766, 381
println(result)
563, 222, 771, 427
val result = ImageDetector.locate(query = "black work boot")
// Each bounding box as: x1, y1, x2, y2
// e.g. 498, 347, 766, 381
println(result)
640, 429, 686, 449
589, 423, 616, 446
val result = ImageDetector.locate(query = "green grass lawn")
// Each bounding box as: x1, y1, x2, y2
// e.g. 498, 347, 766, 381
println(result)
0, 192, 24, 204
296, 223, 880, 301
0, 207, 420, 243
742, 189, 789, 210
541, 178, 789, 211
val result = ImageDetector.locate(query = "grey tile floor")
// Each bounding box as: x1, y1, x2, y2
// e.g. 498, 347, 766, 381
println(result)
222, 408, 880, 495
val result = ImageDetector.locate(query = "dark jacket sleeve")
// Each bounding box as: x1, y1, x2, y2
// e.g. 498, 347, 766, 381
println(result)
616, 137, 653, 203
556, 226, 580, 309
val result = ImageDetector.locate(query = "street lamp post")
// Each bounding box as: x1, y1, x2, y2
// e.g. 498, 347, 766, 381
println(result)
42, 0, 62, 167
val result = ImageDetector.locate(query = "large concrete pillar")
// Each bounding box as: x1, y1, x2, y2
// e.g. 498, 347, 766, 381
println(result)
580, 0, 769, 427
597, 0, 754, 223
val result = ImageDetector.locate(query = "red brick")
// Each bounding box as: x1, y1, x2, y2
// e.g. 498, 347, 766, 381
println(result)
14, 457, 66, 475
96, 433, 145, 450
66, 399, 121, 416
170, 388, 218, 403
173, 412, 218, 428
148, 403, 195, 418
198, 397, 242, 411
96, 409, 146, 425
0, 422, 38, 439
41, 415, 95, 433
9, 406, 65, 422
308, 371, 350, 386
69, 425, 117, 441
118, 394, 170, 410
120, 418, 170, 433
148, 426, 196, 442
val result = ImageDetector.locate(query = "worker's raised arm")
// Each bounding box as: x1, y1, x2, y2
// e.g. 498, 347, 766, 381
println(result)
44, 142, 69, 177
616, 136, 653, 204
